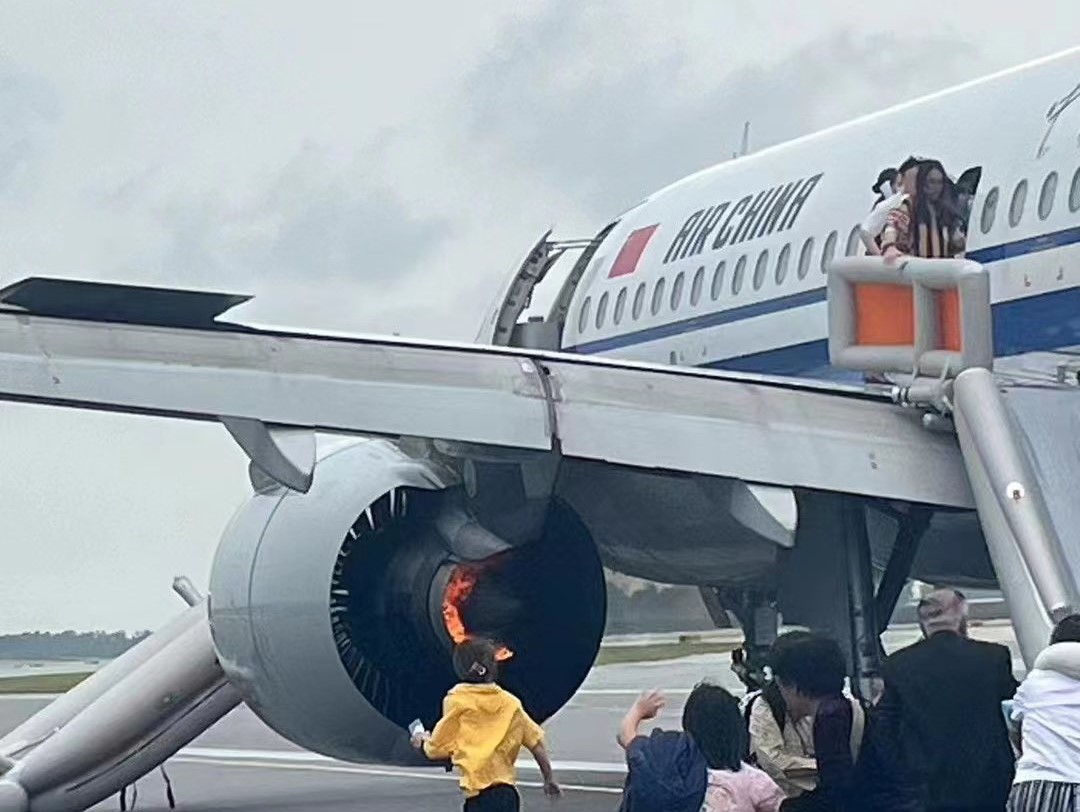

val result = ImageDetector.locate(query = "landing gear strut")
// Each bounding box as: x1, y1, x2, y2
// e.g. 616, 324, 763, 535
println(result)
776, 492, 934, 703
706, 495, 934, 700
874, 506, 933, 637
843, 499, 880, 700
702, 587, 778, 692
844, 499, 933, 700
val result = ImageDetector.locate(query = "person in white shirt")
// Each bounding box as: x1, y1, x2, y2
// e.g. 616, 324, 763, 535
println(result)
860, 165, 908, 255
872, 167, 901, 207
1009, 614, 1080, 811
746, 682, 817, 798
746, 633, 866, 809
746, 632, 818, 798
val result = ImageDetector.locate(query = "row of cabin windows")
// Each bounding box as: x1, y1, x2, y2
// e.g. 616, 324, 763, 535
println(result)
577, 226, 863, 335
980, 166, 1080, 234
579, 165, 1080, 337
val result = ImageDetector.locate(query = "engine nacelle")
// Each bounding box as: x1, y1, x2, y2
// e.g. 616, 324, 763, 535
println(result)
209, 439, 605, 764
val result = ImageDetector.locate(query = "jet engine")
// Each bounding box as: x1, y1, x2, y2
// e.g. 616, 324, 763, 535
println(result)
208, 439, 605, 765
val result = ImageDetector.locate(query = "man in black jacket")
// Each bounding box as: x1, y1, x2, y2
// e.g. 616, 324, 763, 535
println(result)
860, 589, 1018, 812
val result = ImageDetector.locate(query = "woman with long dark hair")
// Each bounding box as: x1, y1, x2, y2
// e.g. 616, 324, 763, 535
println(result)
882, 159, 966, 260
912, 159, 966, 258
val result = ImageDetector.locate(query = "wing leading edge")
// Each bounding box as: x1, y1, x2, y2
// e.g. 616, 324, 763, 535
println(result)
0, 277, 972, 508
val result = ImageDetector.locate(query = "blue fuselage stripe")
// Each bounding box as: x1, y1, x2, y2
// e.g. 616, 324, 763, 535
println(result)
564, 225, 1080, 361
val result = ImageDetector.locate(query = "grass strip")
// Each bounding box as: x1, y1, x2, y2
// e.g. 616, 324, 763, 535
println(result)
0, 672, 92, 694
595, 639, 737, 666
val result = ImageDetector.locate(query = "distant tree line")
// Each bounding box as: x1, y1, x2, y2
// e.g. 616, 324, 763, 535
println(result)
0, 576, 718, 658
0, 630, 151, 660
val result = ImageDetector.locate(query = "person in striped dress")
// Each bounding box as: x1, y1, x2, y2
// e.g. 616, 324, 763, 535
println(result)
1008, 615, 1080, 811
882, 159, 967, 261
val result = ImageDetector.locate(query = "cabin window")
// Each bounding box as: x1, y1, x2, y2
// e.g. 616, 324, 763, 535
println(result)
711, 261, 726, 301
731, 256, 747, 295
670, 271, 686, 311
651, 278, 666, 316
690, 266, 705, 307
752, 250, 769, 291
1070, 167, 1080, 212
775, 243, 791, 285
595, 291, 609, 329
1009, 179, 1028, 228
797, 237, 814, 280
821, 231, 838, 273
1039, 172, 1058, 221
614, 287, 628, 325
980, 187, 999, 234
632, 283, 646, 320
954, 166, 983, 230
845, 225, 862, 256
578, 297, 592, 334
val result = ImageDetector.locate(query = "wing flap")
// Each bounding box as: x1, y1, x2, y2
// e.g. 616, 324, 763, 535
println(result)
545, 360, 970, 506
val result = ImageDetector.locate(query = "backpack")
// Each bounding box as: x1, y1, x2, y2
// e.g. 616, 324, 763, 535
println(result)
743, 682, 788, 766
743, 682, 787, 734
743, 684, 867, 764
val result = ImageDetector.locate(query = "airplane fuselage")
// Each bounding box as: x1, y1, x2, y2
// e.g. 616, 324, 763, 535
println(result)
561, 47, 1080, 381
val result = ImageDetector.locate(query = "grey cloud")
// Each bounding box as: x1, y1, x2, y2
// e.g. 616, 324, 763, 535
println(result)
133, 142, 455, 290
0, 66, 59, 197
465, 15, 979, 217
3, 2, 1074, 635
96, 164, 163, 208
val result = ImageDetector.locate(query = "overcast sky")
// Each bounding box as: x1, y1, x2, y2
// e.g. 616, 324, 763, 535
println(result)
1, 2, 1078, 634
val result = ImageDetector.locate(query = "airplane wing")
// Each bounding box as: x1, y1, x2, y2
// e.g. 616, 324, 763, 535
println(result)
0, 276, 972, 508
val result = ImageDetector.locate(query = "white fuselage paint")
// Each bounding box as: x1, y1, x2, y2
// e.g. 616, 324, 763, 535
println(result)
561, 47, 1080, 379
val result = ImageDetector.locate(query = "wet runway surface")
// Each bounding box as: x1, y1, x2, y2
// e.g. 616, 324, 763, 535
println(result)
0, 695, 631, 812
0, 623, 1020, 811
87, 761, 617, 812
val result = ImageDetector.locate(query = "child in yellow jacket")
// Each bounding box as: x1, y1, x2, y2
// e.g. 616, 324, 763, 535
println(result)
412, 638, 560, 811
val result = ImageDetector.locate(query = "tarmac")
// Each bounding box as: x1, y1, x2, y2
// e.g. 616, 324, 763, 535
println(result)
0, 622, 1020, 811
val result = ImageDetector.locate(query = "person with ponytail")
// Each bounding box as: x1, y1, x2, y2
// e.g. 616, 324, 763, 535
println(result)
413, 638, 560, 810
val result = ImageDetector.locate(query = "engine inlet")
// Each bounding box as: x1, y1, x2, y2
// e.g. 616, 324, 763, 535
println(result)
329, 489, 606, 730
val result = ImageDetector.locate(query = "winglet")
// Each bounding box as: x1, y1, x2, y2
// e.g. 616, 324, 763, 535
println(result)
0, 276, 252, 329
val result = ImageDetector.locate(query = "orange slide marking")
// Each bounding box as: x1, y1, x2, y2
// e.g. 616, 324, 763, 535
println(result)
854, 284, 914, 346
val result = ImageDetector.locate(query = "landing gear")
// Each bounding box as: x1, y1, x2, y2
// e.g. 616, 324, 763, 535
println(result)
844, 500, 933, 700
776, 492, 934, 703
842, 499, 880, 700
873, 506, 933, 637
701, 587, 778, 692
704, 495, 935, 701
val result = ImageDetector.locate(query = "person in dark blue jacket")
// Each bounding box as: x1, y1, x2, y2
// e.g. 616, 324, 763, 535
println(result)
616, 684, 785, 812
616, 689, 707, 812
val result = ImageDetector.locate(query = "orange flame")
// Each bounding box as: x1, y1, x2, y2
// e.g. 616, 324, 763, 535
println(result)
442, 565, 513, 661
442, 567, 477, 645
